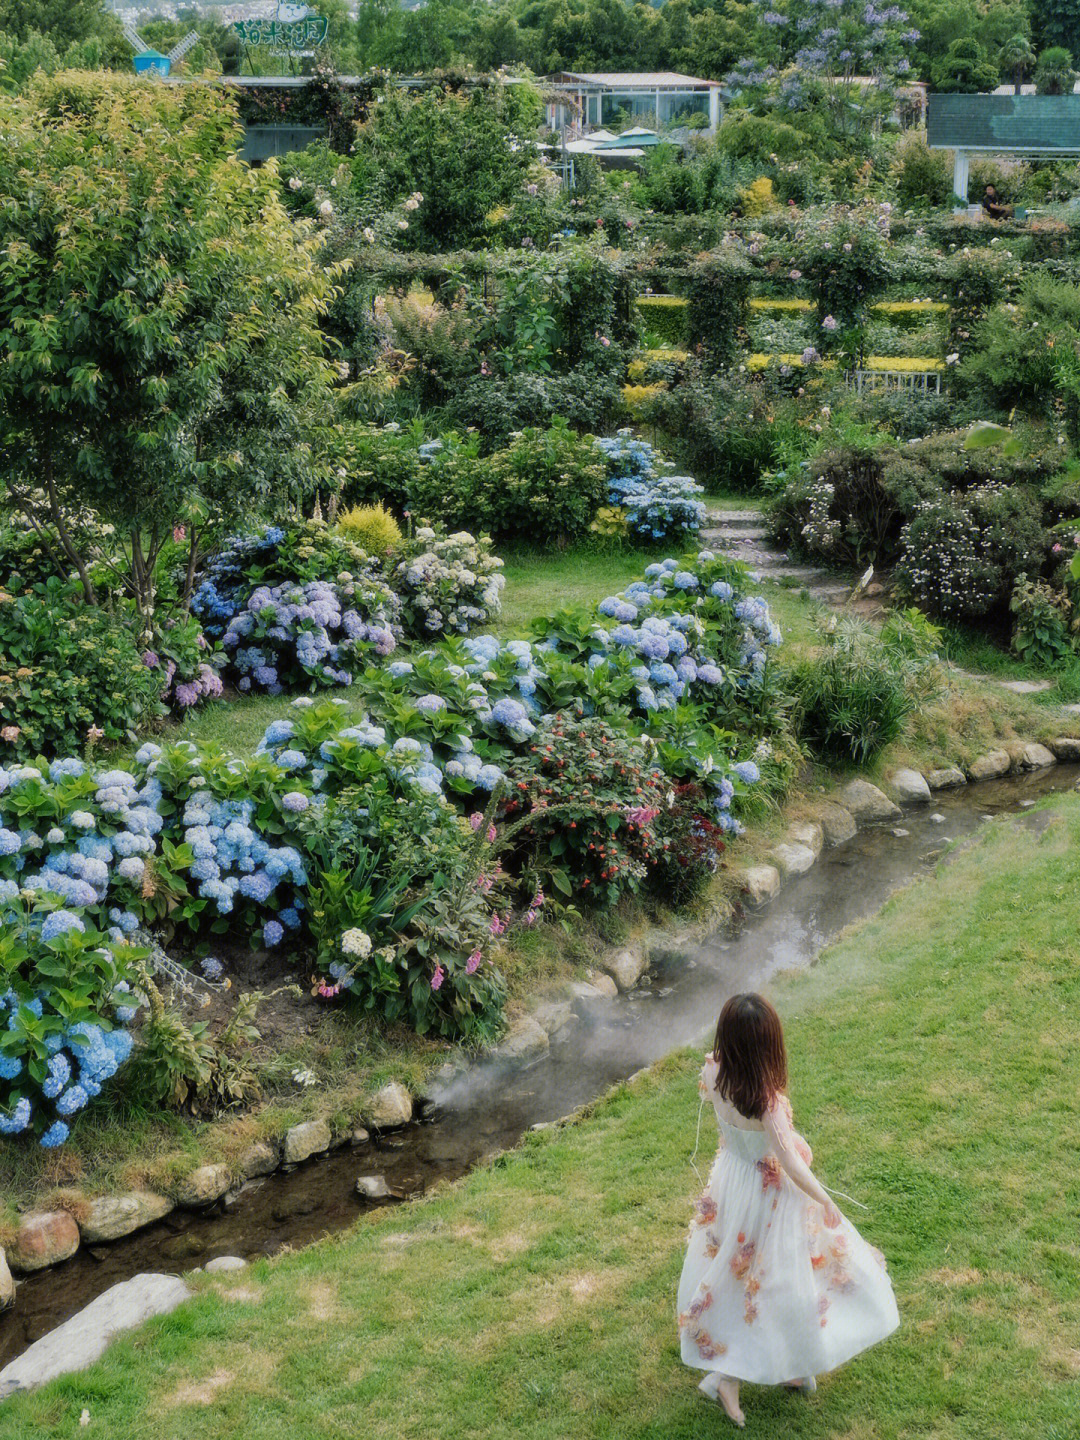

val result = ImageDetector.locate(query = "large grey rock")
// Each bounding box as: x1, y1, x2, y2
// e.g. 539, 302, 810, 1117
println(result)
740, 864, 781, 906
495, 1016, 550, 1062
788, 821, 824, 857
568, 970, 618, 1002
367, 1081, 413, 1128
356, 1175, 392, 1200
0, 1273, 190, 1398
839, 779, 902, 823
204, 1255, 247, 1274
768, 842, 817, 878
0, 1248, 13, 1309
818, 804, 856, 846
1050, 736, 1080, 762
239, 1141, 278, 1179
887, 768, 931, 805
282, 1119, 331, 1165
531, 1000, 578, 1046
80, 1192, 174, 1244
172, 1164, 231, 1209
1010, 741, 1056, 772
598, 947, 646, 992
927, 766, 966, 790
967, 750, 1011, 781
8, 1211, 80, 1273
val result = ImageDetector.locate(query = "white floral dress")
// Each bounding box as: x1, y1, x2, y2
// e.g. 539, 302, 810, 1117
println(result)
677, 1057, 899, 1386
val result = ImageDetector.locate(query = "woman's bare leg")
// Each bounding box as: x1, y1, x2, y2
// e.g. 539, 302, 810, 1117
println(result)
714, 1376, 744, 1427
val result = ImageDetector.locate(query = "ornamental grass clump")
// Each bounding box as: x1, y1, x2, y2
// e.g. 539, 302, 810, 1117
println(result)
789, 617, 924, 765
336, 503, 403, 557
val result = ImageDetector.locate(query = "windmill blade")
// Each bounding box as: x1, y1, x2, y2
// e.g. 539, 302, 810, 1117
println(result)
122, 23, 150, 55
167, 31, 202, 65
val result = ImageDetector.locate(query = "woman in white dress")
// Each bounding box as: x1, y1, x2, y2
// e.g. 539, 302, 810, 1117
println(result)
677, 992, 899, 1427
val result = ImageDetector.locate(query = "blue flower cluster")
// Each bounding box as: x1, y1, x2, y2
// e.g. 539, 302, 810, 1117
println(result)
190, 526, 288, 640
596, 432, 706, 544
0, 759, 161, 940
255, 703, 507, 809
223, 578, 401, 695
0, 902, 140, 1148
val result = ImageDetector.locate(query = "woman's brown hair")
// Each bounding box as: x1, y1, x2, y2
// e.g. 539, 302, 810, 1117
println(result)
712, 992, 788, 1119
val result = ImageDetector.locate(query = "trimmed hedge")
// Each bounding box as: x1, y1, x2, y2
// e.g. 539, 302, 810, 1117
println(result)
635, 295, 689, 346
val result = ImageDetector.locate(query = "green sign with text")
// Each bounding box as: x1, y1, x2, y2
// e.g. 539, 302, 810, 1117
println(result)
233, 17, 329, 50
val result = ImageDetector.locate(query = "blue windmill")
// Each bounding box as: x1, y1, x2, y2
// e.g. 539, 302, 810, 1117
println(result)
123, 24, 202, 78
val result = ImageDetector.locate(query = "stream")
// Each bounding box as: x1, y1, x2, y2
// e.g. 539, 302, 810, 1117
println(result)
2, 764, 1076, 1368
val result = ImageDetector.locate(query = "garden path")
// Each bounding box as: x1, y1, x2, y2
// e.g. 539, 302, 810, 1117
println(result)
700, 508, 860, 606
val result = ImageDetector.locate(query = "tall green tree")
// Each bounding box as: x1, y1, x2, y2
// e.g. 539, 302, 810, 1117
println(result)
998, 31, 1035, 92
932, 35, 1001, 91
0, 73, 340, 627
1036, 0, 1080, 61
352, 81, 542, 249
0, 0, 106, 46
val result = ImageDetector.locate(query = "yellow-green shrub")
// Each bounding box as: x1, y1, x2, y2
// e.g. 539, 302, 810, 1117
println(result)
739, 176, 776, 217
635, 295, 688, 346
336, 503, 403, 556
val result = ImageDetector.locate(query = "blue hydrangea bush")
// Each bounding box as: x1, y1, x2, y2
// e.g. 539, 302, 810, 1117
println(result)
222, 577, 401, 695
191, 519, 502, 695
0, 895, 144, 1147
596, 431, 706, 544
0, 547, 783, 1144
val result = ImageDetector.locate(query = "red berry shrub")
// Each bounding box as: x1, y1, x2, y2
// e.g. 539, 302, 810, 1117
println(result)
501, 710, 668, 907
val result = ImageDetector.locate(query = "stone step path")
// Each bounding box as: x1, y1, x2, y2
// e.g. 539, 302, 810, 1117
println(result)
702, 508, 862, 607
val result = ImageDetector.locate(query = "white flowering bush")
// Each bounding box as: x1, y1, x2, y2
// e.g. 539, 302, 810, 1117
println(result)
391, 526, 505, 637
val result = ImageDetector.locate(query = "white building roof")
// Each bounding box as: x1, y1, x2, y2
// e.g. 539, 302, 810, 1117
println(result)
548, 71, 722, 90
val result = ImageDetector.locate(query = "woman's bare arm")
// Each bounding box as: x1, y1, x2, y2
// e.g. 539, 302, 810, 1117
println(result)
763, 1104, 840, 1226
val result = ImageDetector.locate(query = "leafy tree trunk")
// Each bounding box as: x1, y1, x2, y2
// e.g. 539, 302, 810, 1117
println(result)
41, 435, 97, 606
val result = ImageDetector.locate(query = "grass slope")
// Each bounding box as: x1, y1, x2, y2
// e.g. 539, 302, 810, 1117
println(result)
8, 797, 1080, 1439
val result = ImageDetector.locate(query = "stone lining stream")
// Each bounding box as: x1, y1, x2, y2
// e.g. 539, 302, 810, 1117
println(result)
2, 763, 1076, 1373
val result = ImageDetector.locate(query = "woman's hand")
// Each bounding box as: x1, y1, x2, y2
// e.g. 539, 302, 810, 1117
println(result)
823, 1199, 842, 1229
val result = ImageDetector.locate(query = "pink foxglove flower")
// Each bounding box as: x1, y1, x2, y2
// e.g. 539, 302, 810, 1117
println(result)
431, 964, 445, 991
465, 950, 482, 975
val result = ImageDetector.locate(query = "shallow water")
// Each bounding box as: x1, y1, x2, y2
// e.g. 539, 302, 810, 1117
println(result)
2, 765, 1075, 1367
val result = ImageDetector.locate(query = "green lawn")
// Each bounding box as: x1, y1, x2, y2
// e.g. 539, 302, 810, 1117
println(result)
496, 545, 657, 636
10, 796, 1080, 1439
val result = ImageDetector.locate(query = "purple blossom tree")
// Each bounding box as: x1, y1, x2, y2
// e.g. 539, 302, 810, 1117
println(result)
727, 0, 919, 143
